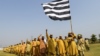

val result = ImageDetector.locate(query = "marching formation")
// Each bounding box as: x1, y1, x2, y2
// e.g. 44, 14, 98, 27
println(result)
3, 29, 90, 56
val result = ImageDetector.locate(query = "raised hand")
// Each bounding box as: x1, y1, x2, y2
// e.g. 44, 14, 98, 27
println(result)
38, 34, 42, 38
46, 29, 48, 32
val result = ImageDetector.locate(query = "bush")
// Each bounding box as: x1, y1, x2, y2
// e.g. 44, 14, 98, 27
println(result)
91, 34, 97, 43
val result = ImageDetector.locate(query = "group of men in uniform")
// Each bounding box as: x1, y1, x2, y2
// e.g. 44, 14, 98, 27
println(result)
3, 29, 90, 56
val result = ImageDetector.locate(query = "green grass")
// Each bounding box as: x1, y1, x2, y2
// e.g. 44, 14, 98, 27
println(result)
0, 51, 17, 56
85, 43, 100, 56
0, 43, 100, 56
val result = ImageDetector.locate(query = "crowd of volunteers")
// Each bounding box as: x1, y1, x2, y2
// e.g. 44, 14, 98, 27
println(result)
3, 29, 90, 56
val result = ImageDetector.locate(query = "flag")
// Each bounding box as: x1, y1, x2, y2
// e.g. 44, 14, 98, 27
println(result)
42, 0, 71, 21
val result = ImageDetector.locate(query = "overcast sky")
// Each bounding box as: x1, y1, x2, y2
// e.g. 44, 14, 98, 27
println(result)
0, 0, 100, 47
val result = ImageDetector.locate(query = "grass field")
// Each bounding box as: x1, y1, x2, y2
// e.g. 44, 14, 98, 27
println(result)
85, 43, 100, 56
0, 43, 100, 56
0, 51, 17, 56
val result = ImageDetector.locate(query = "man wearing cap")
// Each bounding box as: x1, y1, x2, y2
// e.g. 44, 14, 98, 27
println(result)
21, 42, 26, 56
77, 34, 85, 56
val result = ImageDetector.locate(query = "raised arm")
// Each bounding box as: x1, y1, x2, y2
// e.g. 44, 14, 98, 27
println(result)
38, 34, 42, 40
46, 29, 50, 41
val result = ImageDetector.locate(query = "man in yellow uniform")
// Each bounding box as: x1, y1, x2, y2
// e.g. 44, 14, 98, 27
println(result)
55, 37, 59, 56
5, 47, 7, 52
46, 29, 56, 56
63, 36, 68, 56
21, 42, 26, 56
17, 44, 19, 55
57, 36, 65, 56
14, 45, 16, 54
13, 45, 16, 54
10, 45, 13, 53
67, 32, 78, 56
38, 35, 46, 56
11, 45, 14, 54
18, 43, 22, 56
31, 38, 37, 56
8, 46, 10, 53
30, 40, 34, 56
26, 40, 31, 56
36, 36, 40, 56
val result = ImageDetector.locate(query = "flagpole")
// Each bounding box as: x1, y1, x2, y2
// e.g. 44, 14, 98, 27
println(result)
69, 0, 73, 32
70, 19, 73, 32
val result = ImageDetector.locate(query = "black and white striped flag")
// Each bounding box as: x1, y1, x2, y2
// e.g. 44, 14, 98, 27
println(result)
42, 0, 71, 21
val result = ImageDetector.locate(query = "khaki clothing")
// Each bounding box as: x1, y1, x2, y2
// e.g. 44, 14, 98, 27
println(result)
85, 40, 89, 47
77, 38, 85, 51
77, 38, 85, 56
85, 39, 90, 51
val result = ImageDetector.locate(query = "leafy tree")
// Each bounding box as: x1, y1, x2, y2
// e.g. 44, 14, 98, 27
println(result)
91, 34, 97, 43
99, 34, 100, 43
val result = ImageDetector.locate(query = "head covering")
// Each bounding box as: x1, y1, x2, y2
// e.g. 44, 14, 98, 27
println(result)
77, 34, 82, 39
68, 32, 71, 34
77, 34, 82, 37
68, 32, 73, 37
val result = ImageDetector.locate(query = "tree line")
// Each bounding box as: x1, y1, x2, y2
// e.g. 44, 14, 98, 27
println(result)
88, 34, 100, 43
